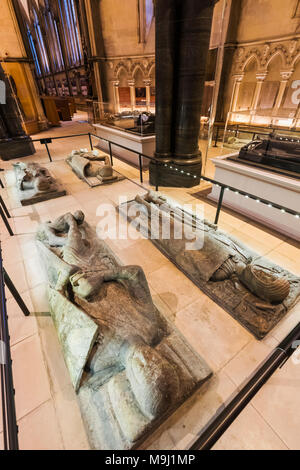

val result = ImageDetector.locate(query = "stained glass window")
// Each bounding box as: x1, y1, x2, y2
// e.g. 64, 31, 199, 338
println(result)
58, 0, 83, 67
27, 27, 42, 77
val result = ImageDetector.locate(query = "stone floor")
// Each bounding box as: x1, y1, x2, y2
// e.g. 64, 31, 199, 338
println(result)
0, 113, 299, 450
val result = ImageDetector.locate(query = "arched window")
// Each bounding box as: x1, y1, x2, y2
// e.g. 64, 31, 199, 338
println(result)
44, 9, 64, 71
138, 0, 154, 43
32, 8, 50, 74
58, 0, 83, 67
27, 26, 42, 77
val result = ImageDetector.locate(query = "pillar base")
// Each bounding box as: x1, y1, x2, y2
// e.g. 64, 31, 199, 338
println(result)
149, 157, 202, 188
0, 136, 36, 161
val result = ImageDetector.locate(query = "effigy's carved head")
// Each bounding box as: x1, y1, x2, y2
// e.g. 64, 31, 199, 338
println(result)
240, 264, 290, 304
73, 210, 84, 225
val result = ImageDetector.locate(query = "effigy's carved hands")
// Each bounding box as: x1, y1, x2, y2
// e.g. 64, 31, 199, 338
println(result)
70, 269, 117, 299
70, 265, 152, 304
239, 264, 290, 304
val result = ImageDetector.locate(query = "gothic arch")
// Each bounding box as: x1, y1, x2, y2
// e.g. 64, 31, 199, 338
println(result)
131, 63, 145, 80
147, 62, 155, 77
241, 52, 260, 72
114, 62, 130, 79
291, 52, 300, 68
266, 50, 286, 69
264, 46, 289, 69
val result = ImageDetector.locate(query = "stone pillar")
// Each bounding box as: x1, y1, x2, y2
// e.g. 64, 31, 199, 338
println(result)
144, 79, 151, 111
273, 71, 293, 115
251, 72, 267, 112
231, 74, 244, 114
150, 0, 217, 188
128, 80, 136, 111
113, 80, 120, 114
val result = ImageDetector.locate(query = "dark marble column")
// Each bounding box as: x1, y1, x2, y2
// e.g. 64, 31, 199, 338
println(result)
150, 0, 216, 188
0, 64, 35, 160
154, 0, 177, 159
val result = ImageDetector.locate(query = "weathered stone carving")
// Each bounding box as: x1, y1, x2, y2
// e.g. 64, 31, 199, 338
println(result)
36, 211, 212, 450
236, 134, 300, 177
119, 192, 300, 339
14, 161, 66, 205
0, 64, 35, 160
66, 149, 124, 187
223, 136, 252, 150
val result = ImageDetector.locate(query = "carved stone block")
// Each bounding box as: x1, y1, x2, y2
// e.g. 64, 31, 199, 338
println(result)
36, 212, 212, 450
13, 162, 66, 206
119, 192, 300, 339
66, 149, 124, 187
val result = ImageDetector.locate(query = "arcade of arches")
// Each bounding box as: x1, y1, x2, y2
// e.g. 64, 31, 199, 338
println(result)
1, 0, 300, 133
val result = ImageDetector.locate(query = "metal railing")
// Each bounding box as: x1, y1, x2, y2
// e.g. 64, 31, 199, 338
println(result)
190, 320, 300, 450
0, 205, 31, 450
0, 241, 30, 450
0, 131, 299, 238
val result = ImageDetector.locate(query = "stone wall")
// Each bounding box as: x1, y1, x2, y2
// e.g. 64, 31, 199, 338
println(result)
222, 0, 300, 128
0, 0, 47, 133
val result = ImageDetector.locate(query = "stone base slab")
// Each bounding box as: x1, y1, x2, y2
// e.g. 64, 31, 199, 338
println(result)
0, 137, 35, 160
209, 154, 300, 241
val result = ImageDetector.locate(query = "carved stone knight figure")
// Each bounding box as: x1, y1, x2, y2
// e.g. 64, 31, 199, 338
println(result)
36, 211, 212, 450
120, 192, 300, 339
14, 162, 66, 205
66, 149, 124, 186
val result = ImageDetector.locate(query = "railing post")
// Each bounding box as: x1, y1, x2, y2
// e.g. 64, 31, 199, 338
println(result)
88, 133, 93, 151
0, 206, 13, 236
214, 126, 219, 147
138, 154, 143, 183
214, 186, 225, 225
108, 142, 113, 166
0, 196, 10, 219
0, 178, 4, 189
0, 251, 19, 450
3, 270, 30, 317
40, 139, 53, 163
45, 142, 52, 163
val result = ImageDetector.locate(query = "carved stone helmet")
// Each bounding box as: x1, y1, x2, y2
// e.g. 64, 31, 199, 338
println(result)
240, 264, 290, 304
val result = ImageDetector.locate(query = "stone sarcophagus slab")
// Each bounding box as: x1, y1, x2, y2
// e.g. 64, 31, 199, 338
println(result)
118, 192, 300, 339
66, 149, 124, 187
230, 134, 300, 179
13, 162, 66, 206
36, 211, 212, 450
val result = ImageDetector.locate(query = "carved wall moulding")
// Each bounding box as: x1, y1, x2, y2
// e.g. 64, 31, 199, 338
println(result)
36, 212, 212, 450
113, 57, 155, 81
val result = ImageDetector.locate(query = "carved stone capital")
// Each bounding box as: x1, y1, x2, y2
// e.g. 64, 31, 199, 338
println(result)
233, 74, 244, 82
256, 72, 268, 81
112, 80, 120, 87
143, 79, 151, 87
128, 80, 135, 87
280, 70, 293, 81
